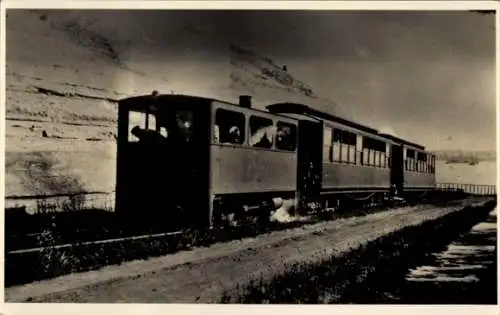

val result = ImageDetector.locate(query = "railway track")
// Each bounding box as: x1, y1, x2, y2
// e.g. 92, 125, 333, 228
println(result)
7, 230, 185, 255
5, 196, 470, 256
6, 225, 184, 252
6, 213, 324, 257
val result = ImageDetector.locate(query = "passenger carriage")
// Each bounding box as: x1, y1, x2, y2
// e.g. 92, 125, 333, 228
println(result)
209, 96, 299, 225
266, 103, 394, 209
116, 93, 299, 228
379, 133, 436, 199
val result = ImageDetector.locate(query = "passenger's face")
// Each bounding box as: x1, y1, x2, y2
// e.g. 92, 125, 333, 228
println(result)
178, 119, 191, 130
176, 117, 193, 141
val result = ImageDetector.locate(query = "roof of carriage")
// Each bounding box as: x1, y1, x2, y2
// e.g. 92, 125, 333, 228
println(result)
266, 102, 427, 151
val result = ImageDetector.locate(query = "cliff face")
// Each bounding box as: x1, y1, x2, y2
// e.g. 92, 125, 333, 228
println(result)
5, 9, 347, 200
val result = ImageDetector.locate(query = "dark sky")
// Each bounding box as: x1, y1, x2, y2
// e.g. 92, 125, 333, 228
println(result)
20, 9, 498, 150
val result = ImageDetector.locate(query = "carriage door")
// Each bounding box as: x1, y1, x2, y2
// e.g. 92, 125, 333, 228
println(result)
125, 109, 167, 218
390, 144, 404, 195
161, 106, 211, 228
296, 119, 323, 206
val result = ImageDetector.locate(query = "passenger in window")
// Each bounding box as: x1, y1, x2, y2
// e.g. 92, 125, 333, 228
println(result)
277, 126, 293, 150
255, 133, 272, 148
174, 111, 194, 143
159, 127, 168, 138
229, 126, 242, 144
131, 125, 167, 145
250, 126, 273, 148
276, 128, 286, 145
213, 125, 220, 143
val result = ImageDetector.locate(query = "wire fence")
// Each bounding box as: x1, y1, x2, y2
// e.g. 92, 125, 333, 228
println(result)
436, 183, 496, 196
5, 191, 116, 214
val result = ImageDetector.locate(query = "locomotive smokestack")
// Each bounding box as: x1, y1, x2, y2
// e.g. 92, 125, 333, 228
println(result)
239, 95, 252, 108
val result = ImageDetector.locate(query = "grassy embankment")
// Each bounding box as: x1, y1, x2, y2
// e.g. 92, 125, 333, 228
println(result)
219, 199, 496, 303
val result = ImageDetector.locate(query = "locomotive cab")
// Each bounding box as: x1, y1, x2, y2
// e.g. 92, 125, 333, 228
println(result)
115, 94, 212, 228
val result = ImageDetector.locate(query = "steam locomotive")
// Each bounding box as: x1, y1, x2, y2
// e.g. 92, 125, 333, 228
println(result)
115, 93, 436, 228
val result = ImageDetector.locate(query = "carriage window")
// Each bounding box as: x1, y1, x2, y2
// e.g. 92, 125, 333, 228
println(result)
362, 136, 387, 168
333, 142, 341, 162
324, 127, 333, 146
276, 121, 297, 151
369, 150, 375, 166
332, 129, 341, 162
250, 116, 274, 149
417, 152, 427, 173
174, 109, 195, 143
381, 152, 387, 168
215, 108, 245, 145
333, 129, 342, 143
407, 149, 415, 159
374, 151, 380, 167
340, 143, 349, 162
323, 127, 332, 162
344, 132, 357, 146
417, 152, 426, 161
128, 110, 158, 142
363, 148, 369, 165
332, 129, 357, 164
406, 149, 415, 171
348, 146, 356, 164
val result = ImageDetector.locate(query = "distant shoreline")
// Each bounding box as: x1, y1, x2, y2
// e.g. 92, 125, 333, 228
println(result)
433, 150, 496, 166
437, 159, 496, 166
441, 160, 492, 166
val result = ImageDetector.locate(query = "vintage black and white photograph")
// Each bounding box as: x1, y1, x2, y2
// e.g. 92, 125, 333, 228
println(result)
2, 1, 498, 307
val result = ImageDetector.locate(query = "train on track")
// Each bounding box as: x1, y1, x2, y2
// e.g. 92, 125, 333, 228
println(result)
115, 92, 436, 228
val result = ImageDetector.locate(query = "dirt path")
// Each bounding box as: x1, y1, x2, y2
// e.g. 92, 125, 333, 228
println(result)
5, 198, 489, 303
